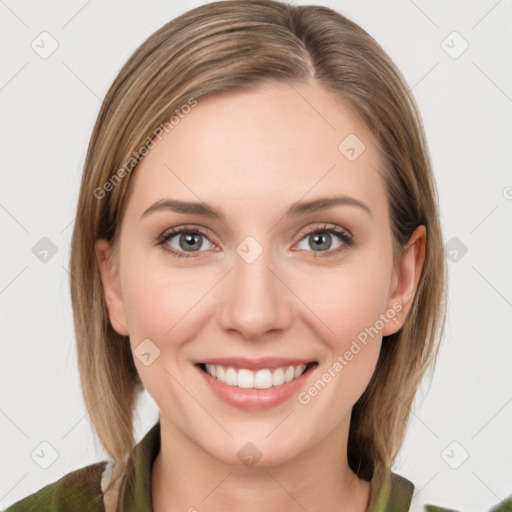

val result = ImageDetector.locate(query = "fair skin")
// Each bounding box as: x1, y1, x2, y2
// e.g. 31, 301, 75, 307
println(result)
96, 80, 425, 512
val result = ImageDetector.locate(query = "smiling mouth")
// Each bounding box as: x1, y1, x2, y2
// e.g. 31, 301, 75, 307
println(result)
197, 362, 318, 389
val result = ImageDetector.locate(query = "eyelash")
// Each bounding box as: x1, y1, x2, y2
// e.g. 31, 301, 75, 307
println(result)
154, 224, 353, 259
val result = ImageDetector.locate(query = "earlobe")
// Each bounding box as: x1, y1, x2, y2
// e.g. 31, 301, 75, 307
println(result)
95, 239, 129, 336
382, 225, 426, 336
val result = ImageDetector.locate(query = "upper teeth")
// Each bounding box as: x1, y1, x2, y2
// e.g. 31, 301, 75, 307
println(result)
204, 364, 307, 389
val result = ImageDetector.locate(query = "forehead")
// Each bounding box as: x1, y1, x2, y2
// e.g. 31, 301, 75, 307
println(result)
125, 81, 386, 223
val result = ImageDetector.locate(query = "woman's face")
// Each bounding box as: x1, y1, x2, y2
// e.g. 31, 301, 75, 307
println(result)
97, 80, 423, 468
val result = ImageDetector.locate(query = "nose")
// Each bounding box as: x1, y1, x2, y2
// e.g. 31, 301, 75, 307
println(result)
216, 244, 293, 342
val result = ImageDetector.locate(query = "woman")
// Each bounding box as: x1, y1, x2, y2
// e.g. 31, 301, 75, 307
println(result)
8, 1, 507, 511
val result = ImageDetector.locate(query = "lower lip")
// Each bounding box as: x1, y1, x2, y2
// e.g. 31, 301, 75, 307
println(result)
196, 364, 316, 410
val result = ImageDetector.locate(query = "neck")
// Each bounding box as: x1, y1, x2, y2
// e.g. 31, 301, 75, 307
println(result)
151, 415, 371, 512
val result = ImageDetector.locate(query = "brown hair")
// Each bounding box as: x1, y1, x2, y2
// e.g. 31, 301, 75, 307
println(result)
69, 0, 447, 504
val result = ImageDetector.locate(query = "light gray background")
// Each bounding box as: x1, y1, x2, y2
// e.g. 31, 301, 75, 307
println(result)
1, 1, 511, 510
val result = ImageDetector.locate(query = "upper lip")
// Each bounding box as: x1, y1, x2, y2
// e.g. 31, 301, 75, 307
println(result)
197, 357, 317, 371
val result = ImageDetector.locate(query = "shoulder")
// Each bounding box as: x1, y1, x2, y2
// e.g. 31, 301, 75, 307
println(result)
405, 475, 512, 512
2, 461, 108, 512
378, 471, 457, 512
392, 473, 458, 512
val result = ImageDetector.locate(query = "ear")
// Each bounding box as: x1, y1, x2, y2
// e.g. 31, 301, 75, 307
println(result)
95, 239, 129, 336
382, 225, 426, 336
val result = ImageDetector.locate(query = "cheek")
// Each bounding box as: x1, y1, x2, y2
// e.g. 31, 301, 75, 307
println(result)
299, 256, 392, 349
293, 248, 392, 398
335, 271, 390, 344
122, 253, 211, 339
293, 266, 390, 417
120, 258, 210, 398
120, 254, 219, 392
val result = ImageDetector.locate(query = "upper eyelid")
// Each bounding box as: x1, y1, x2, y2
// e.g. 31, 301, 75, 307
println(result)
159, 225, 218, 245
296, 223, 353, 240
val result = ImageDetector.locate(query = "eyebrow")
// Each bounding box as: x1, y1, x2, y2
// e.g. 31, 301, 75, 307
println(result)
140, 195, 372, 221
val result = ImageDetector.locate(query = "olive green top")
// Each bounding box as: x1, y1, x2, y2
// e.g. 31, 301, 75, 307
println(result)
3, 422, 511, 511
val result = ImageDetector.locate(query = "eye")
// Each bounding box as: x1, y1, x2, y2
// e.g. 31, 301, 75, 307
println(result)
295, 224, 353, 257
156, 226, 215, 258
155, 223, 353, 259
